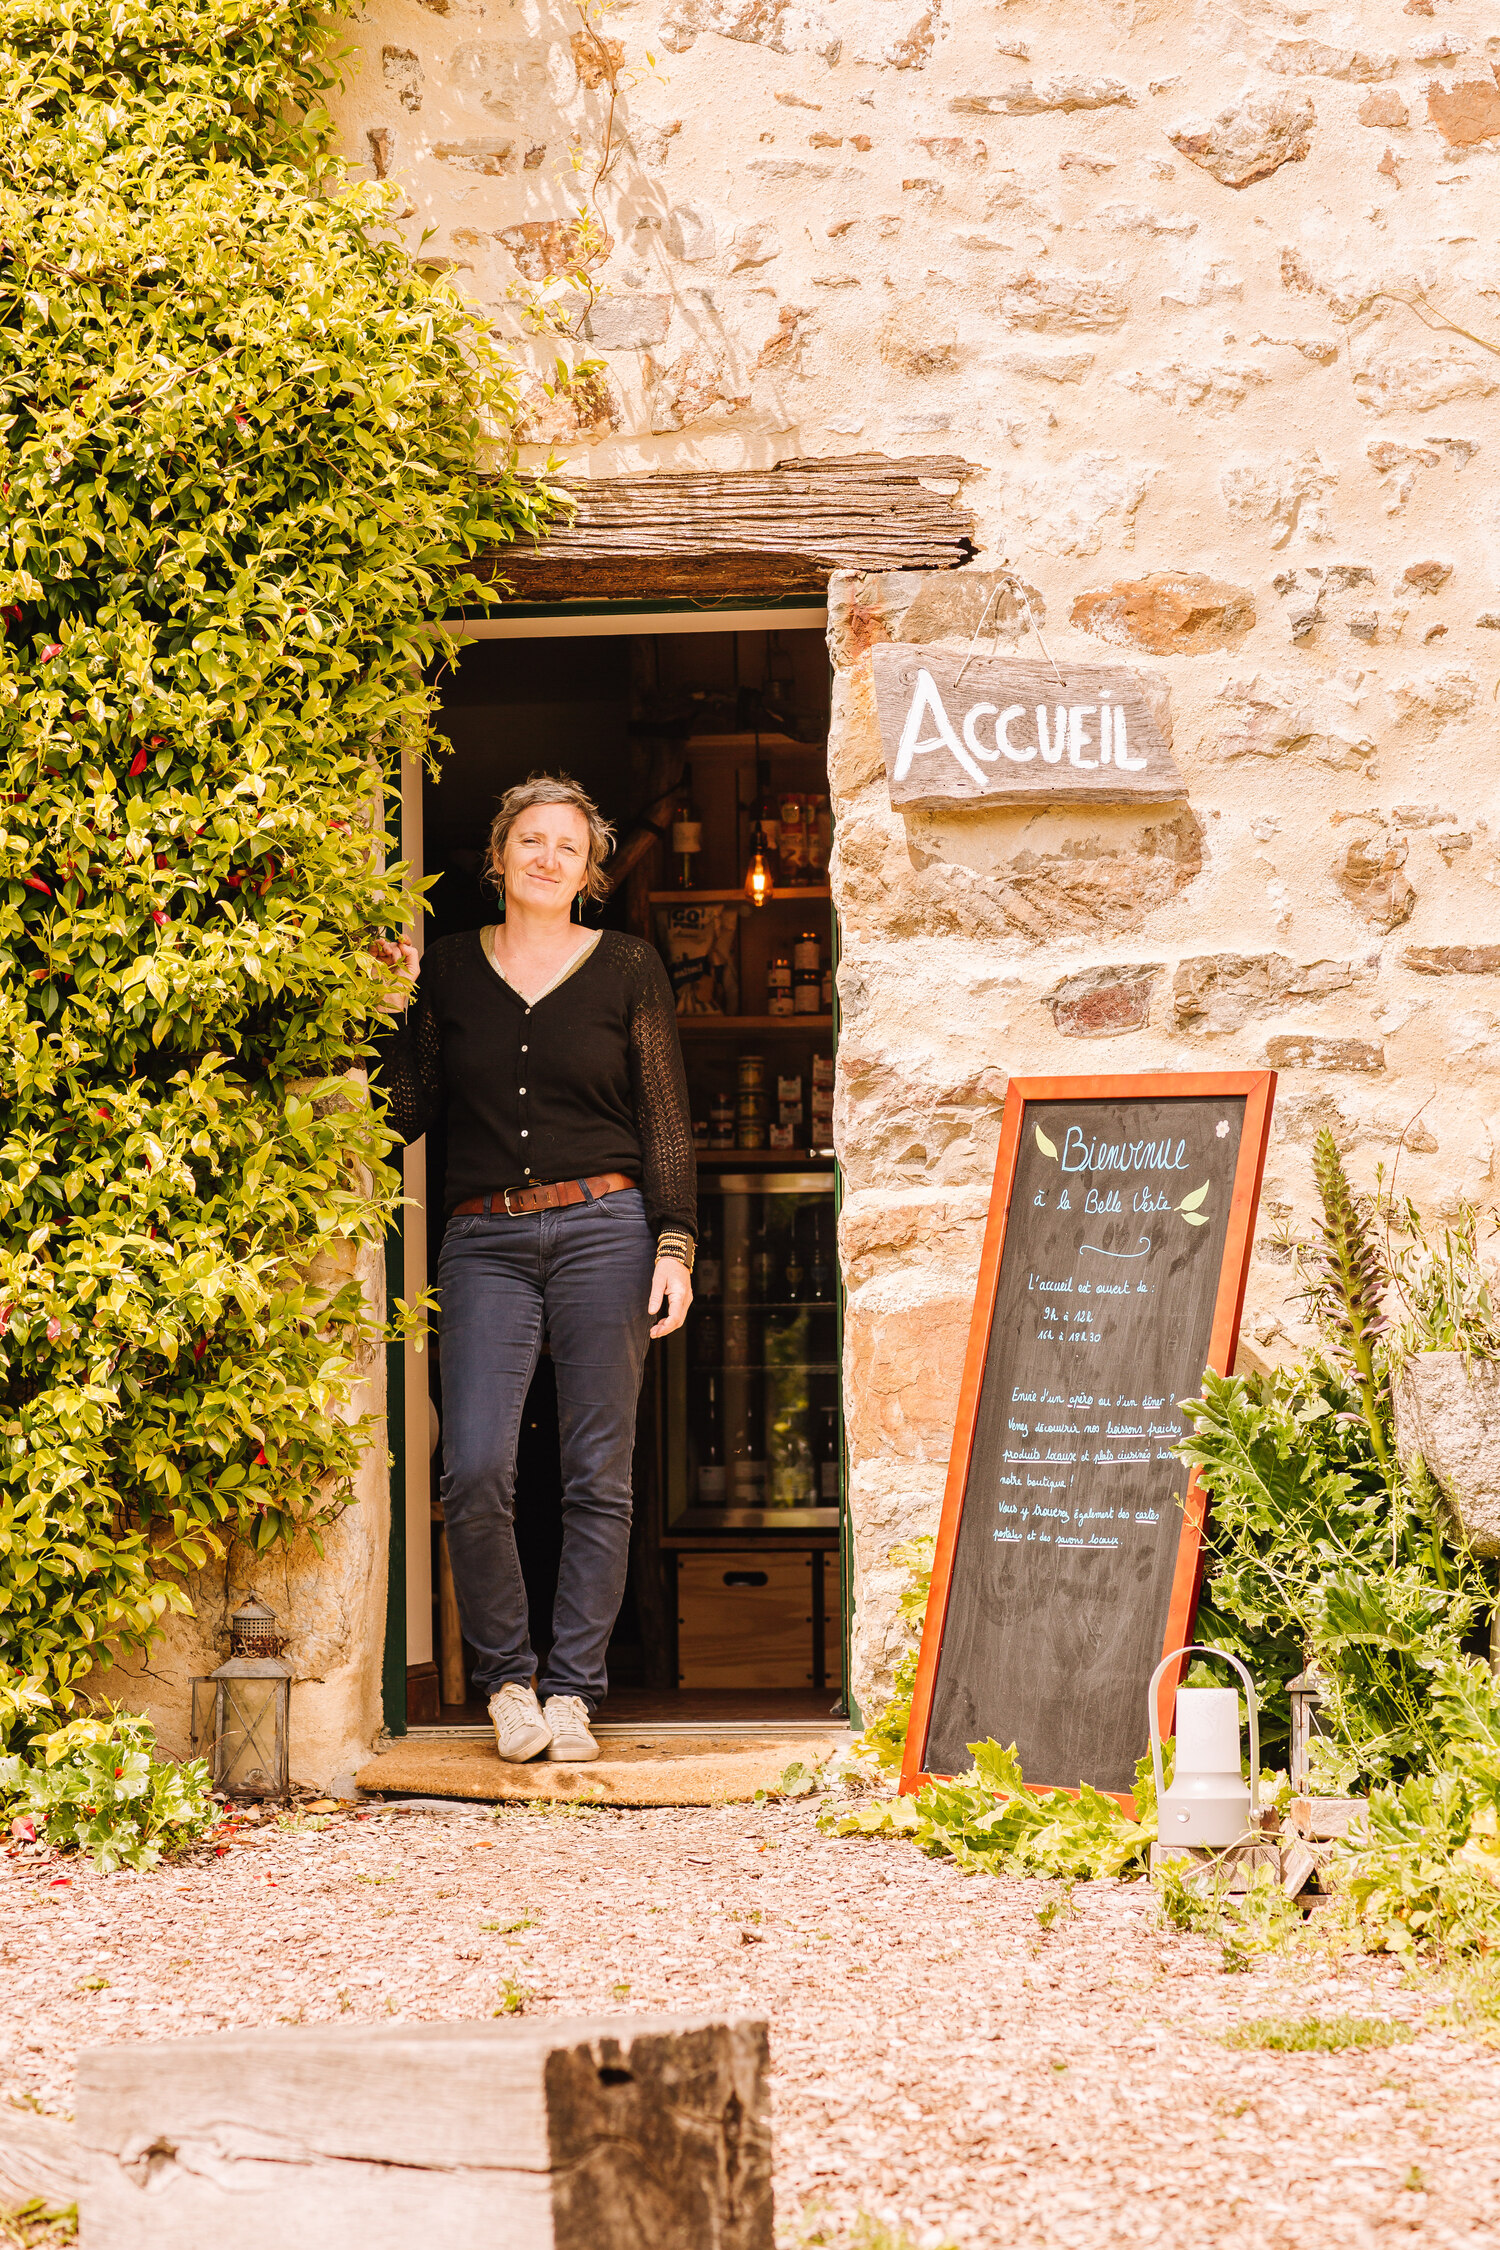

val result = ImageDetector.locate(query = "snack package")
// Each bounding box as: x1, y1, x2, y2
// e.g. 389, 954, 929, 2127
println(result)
656, 903, 741, 1015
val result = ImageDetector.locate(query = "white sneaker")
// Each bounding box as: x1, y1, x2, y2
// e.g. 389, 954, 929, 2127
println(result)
489, 1683, 552, 1763
543, 1695, 599, 1763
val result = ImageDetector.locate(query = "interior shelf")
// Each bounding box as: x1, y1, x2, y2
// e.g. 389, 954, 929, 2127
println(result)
677, 1015, 833, 1034
651, 888, 831, 904
698, 1151, 835, 1170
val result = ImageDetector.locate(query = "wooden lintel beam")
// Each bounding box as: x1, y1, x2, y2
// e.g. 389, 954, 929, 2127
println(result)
485, 452, 979, 602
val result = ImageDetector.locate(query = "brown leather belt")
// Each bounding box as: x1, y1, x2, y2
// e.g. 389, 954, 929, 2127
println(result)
451, 1172, 634, 1219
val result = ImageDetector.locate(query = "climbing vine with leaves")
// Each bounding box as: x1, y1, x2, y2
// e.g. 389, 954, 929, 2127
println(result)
0, 0, 560, 1742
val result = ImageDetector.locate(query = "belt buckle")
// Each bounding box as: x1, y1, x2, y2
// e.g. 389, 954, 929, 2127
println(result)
502, 1185, 525, 1217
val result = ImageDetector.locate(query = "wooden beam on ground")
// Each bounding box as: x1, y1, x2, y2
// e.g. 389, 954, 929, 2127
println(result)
485, 454, 978, 603
0, 2108, 86, 2212
76, 2015, 772, 2250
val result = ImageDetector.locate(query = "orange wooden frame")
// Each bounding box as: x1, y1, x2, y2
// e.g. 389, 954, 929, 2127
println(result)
899, 1071, 1276, 1800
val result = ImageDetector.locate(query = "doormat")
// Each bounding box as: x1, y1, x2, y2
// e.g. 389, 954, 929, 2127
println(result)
356, 1730, 847, 1807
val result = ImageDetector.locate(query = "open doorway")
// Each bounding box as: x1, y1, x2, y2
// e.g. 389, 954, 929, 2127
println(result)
396, 613, 845, 1732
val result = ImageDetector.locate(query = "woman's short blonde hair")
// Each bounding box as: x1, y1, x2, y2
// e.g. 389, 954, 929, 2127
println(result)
484, 773, 615, 905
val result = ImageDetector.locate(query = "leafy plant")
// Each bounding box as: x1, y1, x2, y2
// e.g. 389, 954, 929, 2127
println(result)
0, 0, 561, 1740
847, 1537, 933, 1777
1179, 1133, 1492, 1787
0, 1709, 218, 1870
0, 2200, 77, 2250
1389, 1200, 1500, 1366
822, 1739, 1157, 1882
1219, 2013, 1413, 2053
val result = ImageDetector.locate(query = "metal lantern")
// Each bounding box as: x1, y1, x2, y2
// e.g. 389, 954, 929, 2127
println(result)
1149, 1642, 1261, 1849
190, 1597, 292, 1800
1287, 1665, 1328, 1795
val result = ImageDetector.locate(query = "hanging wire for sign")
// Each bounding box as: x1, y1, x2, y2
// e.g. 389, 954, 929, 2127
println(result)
953, 563, 1069, 694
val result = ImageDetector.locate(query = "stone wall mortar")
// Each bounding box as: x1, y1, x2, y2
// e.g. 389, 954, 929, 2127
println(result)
333, 0, 1500, 1720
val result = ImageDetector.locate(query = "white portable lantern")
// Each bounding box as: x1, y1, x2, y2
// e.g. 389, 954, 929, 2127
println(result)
1149, 1642, 1260, 1849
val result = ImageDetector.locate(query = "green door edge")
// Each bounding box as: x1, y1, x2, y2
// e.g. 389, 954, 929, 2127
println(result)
831, 823, 859, 1728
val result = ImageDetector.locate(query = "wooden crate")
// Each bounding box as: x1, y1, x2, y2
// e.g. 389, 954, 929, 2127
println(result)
677, 1551, 814, 1689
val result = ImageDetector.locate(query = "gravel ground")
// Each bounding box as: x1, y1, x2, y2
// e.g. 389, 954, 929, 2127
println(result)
4, 1797, 1500, 2249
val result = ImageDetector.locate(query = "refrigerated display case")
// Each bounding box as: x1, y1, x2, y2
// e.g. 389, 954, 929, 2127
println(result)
660, 1172, 840, 1534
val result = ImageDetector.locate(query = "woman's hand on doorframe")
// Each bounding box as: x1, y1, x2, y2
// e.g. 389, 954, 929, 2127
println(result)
372, 935, 420, 1013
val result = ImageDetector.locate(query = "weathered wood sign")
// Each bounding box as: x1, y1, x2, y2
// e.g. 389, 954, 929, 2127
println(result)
902, 1073, 1275, 1801
871, 645, 1187, 809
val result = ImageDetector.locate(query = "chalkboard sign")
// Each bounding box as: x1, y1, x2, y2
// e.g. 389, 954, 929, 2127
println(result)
902, 1073, 1275, 1800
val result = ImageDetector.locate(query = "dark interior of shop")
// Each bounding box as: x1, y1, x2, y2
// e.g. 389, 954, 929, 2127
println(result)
411, 623, 845, 1726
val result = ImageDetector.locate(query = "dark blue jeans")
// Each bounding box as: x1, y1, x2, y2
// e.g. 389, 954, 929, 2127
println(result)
436, 1186, 656, 1712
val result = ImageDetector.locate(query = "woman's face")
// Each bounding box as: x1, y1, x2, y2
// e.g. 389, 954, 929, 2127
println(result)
502, 803, 592, 915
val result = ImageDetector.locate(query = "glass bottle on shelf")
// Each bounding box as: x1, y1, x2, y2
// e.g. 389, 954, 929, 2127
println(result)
691, 1296, 722, 1366
784, 1241, 805, 1302
751, 1215, 776, 1302
698, 1373, 726, 1504
816, 1404, 841, 1504
671, 763, 702, 888
697, 1204, 722, 1299
729, 1372, 766, 1507
754, 758, 781, 878
810, 1209, 832, 1302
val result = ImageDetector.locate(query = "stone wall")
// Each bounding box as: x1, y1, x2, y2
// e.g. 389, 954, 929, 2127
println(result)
332, 0, 1500, 1717
99, 1160, 389, 1793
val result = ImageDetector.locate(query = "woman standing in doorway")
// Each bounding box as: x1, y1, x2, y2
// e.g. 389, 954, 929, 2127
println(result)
377, 775, 695, 1765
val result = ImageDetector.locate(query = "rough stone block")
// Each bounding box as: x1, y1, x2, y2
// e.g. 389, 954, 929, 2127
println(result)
1172, 953, 1352, 1035
76, 2018, 773, 2250
584, 294, 673, 349
1358, 87, 1409, 128
997, 269, 1129, 331
1169, 90, 1315, 188
1402, 945, 1500, 976
1046, 963, 1161, 1036
1428, 78, 1500, 148
950, 76, 1135, 116
1394, 1353, 1500, 1555
1265, 1034, 1384, 1073
1332, 831, 1415, 932
843, 1287, 975, 1462
1210, 673, 1373, 767
1071, 571, 1254, 653
1266, 39, 1394, 82
880, 295, 958, 373
433, 137, 514, 174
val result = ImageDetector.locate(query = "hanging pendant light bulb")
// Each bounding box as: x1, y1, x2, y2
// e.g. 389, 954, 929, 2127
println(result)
744, 824, 772, 909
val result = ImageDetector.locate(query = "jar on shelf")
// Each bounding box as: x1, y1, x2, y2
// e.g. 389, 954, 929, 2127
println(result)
767, 955, 794, 1017
793, 965, 820, 1015
736, 1088, 767, 1149
778, 794, 807, 883
709, 1092, 735, 1149
808, 796, 833, 880
792, 931, 820, 976
736, 1053, 766, 1094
